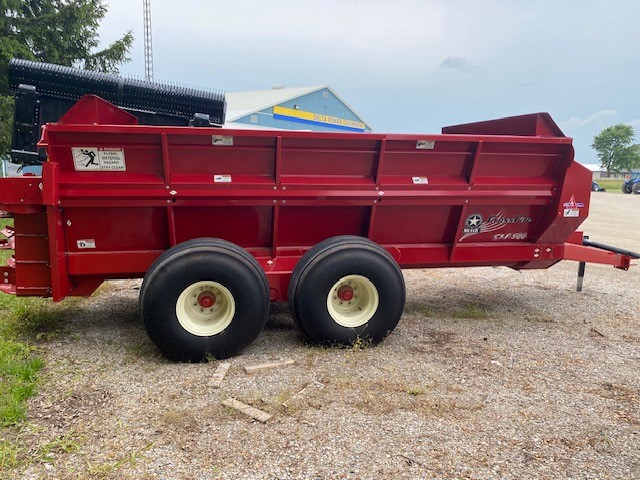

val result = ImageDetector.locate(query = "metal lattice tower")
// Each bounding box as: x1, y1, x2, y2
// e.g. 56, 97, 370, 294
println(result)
143, 0, 154, 81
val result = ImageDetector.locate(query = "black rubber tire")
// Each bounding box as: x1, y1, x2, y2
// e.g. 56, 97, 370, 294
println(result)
140, 238, 269, 362
633, 183, 640, 194
288, 235, 374, 329
288, 236, 405, 346
622, 182, 632, 194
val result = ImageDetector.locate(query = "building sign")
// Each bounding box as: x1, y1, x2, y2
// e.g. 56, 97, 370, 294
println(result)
273, 106, 366, 132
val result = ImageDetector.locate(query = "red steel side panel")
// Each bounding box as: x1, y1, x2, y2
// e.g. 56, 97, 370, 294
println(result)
57, 95, 139, 126
442, 112, 565, 137
13, 212, 51, 297
0, 96, 626, 301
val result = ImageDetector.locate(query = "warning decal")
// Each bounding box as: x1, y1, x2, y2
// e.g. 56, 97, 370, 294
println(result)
412, 176, 429, 184
72, 147, 126, 171
212, 135, 234, 146
214, 174, 232, 183
562, 195, 584, 208
77, 239, 96, 249
416, 140, 435, 150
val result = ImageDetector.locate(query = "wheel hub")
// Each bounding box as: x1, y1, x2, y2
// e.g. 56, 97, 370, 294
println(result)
176, 281, 235, 336
327, 274, 379, 328
337, 285, 354, 301
197, 292, 216, 308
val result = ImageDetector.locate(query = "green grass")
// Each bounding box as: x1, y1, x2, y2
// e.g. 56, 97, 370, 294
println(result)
36, 431, 83, 462
450, 303, 490, 319
0, 217, 79, 475
3, 301, 69, 340
0, 218, 69, 429
0, 339, 44, 427
86, 443, 153, 478
405, 386, 426, 396
0, 298, 69, 428
595, 178, 624, 193
1, 430, 84, 470
0, 438, 22, 470
411, 301, 490, 320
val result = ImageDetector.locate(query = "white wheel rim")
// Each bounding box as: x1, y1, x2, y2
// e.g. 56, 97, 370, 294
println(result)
176, 281, 235, 336
326, 274, 379, 328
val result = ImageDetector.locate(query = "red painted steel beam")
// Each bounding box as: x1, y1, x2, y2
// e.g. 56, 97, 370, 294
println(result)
42, 122, 574, 145
561, 243, 633, 270
52, 188, 555, 205
64, 241, 632, 280
0, 177, 43, 209
67, 250, 164, 276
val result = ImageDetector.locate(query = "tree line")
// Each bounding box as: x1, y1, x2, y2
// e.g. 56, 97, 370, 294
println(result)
592, 124, 640, 175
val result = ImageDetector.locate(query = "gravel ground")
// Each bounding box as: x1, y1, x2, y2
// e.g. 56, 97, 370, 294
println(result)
7, 193, 640, 480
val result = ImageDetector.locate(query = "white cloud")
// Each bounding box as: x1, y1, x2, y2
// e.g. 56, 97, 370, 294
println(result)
559, 109, 617, 131
94, 0, 640, 141
440, 57, 476, 74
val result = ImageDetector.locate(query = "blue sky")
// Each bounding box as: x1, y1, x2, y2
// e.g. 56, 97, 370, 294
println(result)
99, 0, 640, 165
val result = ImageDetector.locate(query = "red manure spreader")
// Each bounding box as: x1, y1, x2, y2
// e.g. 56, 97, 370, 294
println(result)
1, 62, 637, 361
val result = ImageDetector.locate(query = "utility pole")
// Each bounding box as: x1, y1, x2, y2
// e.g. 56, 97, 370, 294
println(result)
143, 0, 154, 81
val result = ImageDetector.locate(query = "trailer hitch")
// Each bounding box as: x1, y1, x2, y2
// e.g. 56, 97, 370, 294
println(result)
582, 239, 640, 260
576, 237, 640, 292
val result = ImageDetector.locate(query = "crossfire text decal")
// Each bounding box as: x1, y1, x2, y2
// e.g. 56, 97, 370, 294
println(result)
460, 210, 532, 241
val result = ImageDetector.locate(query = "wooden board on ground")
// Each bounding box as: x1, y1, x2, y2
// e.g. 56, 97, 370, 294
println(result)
210, 362, 231, 388
244, 359, 295, 374
222, 397, 273, 423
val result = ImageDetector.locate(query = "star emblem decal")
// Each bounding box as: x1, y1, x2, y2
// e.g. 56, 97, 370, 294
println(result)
466, 214, 482, 227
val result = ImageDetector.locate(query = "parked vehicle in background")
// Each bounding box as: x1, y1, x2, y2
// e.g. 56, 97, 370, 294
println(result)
622, 172, 640, 194
591, 181, 606, 192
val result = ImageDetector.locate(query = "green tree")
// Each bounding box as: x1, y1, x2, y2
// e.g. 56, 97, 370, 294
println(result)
592, 124, 640, 175
0, 0, 133, 154
0, 94, 13, 155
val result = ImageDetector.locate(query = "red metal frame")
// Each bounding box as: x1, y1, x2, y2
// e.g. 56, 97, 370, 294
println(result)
0, 95, 634, 302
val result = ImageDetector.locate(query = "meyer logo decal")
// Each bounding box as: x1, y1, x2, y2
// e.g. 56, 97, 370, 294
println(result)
461, 211, 532, 241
